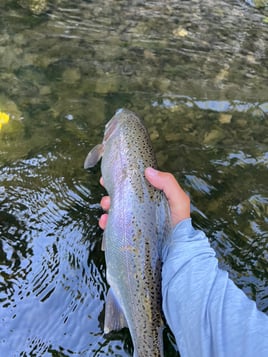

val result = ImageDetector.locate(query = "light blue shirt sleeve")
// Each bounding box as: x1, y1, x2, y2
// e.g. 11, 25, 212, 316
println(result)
162, 218, 268, 357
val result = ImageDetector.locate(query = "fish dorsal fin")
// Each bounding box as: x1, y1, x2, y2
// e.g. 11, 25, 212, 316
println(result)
104, 288, 128, 334
84, 144, 104, 169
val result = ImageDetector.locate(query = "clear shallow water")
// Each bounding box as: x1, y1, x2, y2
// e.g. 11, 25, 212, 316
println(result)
0, 0, 267, 355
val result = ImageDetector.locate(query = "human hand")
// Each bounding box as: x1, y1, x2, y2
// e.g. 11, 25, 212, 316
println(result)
99, 179, 110, 230
99, 167, 190, 230
144, 167, 190, 226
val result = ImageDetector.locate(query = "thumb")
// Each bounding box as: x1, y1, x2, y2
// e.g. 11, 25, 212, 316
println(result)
145, 167, 190, 227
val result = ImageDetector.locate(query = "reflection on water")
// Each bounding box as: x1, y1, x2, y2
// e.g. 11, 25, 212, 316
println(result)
0, 0, 267, 355
0, 157, 109, 355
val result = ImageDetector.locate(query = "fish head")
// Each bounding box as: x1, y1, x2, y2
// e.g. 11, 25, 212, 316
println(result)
84, 109, 131, 169
84, 109, 141, 169
103, 108, 136, 143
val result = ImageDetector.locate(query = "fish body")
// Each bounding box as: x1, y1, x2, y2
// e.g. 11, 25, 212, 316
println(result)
84, 109, 172, 357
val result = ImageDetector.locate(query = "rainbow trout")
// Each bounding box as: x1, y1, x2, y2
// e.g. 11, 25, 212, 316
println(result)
84, 109, 172, 357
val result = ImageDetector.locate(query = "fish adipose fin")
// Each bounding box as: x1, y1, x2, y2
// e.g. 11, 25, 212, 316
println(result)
84, 144, 104, 169
104, 288, 128, 334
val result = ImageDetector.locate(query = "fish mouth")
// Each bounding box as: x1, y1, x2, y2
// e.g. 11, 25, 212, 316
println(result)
115, 108, 124, 115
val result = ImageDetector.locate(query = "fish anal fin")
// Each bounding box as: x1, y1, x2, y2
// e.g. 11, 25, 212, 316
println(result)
159, 324, 165, 357
101, 234, 105, 251
84, 144, 104, 169
104, 288, 128, 334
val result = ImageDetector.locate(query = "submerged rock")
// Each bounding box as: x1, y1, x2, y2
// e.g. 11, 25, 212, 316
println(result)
18, 0, 48, 15
0, 94, 22, 120
203, 128, 225, 145
219, 113, 232, 124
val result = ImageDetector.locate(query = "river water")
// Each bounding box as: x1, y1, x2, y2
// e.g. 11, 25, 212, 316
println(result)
0, 0, 267, 356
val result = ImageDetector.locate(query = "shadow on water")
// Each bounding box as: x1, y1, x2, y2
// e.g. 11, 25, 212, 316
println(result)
0, 0, 267, 355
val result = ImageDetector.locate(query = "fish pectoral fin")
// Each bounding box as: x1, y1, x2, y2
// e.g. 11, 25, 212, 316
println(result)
104, 288, 128, 334
84, 144, 104, 169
